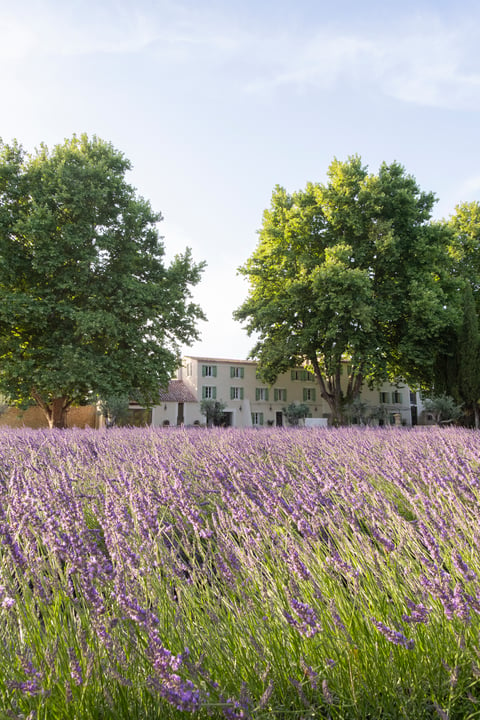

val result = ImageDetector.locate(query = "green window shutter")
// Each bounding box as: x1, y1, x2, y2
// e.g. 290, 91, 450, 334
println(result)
291, 370, 295, 381
265, 389, 269, 401
303, 388, 307, 402
274, 389, 278, 401
240, 368, 244, 378
230, 367, 235, 378
283, 390, 287, 402
256, 388, 260, 401
202, 365, 206, 377
311, 388, 316, 402
251, 413, 254, 425
240, 388, 244, 400
202, 387, 206, 399
230, 387, 235, 400
260, 413, 264, 426
212, 387, 217, 399
213, 366, 217, 377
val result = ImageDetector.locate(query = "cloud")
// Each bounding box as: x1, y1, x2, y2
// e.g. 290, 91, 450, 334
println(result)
245, 16, 480, 111
2, 3, 480, 112
0, 3, 160, 60
0, 0, 249, 63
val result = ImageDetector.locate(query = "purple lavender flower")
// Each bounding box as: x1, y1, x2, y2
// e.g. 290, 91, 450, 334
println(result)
402, 597, 431, 625
452, 551, 477, 582
285, 597, 322, 638
68, 648, 83, 686
370, 617, 414, 649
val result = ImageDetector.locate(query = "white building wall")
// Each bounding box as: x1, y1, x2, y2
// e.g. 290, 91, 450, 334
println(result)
151, 356, 420, 428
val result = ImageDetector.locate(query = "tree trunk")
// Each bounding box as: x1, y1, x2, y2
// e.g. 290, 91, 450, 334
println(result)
311, 358, 345, 425
475, 404, 480, 430
31, 388, 69, 428
311, 358, 364, 425
50, 397, 69, 429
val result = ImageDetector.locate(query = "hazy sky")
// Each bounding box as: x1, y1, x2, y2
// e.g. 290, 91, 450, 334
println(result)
2, 0, 480, 359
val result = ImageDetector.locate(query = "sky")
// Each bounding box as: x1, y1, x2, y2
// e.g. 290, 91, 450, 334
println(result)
2, 0, 480, 360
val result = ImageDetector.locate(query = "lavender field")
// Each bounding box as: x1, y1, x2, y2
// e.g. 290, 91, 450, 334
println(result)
1, 426, 480, 719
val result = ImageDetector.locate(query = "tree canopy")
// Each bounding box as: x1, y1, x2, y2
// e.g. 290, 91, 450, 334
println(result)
432, 202, 480, 426
234, 156, 453, 424
0, 134, 206, 427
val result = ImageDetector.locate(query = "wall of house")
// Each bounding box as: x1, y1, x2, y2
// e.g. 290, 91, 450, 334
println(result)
176, 357, 331, 427
166, 357, 419, 428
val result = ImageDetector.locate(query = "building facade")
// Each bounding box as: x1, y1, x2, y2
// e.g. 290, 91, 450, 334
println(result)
151, 356, 420, 428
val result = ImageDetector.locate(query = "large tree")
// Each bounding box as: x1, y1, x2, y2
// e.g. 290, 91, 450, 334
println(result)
432, 202, 480, 425
234, 157, 452, 424
0, 135, 206, 428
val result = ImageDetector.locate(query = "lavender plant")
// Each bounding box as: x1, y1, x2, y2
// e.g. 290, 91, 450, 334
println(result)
0, 426, 480, 718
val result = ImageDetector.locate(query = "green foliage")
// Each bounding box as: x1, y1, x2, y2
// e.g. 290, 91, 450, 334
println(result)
200, 399, 227, 427
344, 397, 370, 425
447, 201, 480, 300
97, 395, 130, 428
235, 156, 452, 424
0, 134, 206, 427
432, 204, 480, 425
422, 394, 463, 424
457, 285, 480, 424
282, 401, 310, 426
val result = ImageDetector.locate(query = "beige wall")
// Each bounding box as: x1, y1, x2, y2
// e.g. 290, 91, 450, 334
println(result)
0, 404, 99, 429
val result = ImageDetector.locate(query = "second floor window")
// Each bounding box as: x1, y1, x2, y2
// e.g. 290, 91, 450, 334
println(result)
230, 387, 244, 400
256, 388, 269, 401
380, 392, 389, 404
274, 388, 287, 401
392, 391, 403, 404
291, 369, 315, 381
230, 366, 244, 378
202, 365, 217, 377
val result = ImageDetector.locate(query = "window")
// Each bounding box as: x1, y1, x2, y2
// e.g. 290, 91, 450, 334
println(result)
202, 365, 217, 377
392, 391, 402, 404
202, 386, 217, 399
274, 388, 287, 402
256, 388, 269, 401
291, 369, 314, 381
380, 392, 389, 404
230, 366, 244, 378
251, 412, 264, 426
303, 388, 316, 402
410, 391, 417, 404
186, 362, 193, 376
230, 387, 244, 400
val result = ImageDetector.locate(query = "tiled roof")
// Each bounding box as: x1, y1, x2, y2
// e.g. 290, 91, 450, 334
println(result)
158, 380, 198, 403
